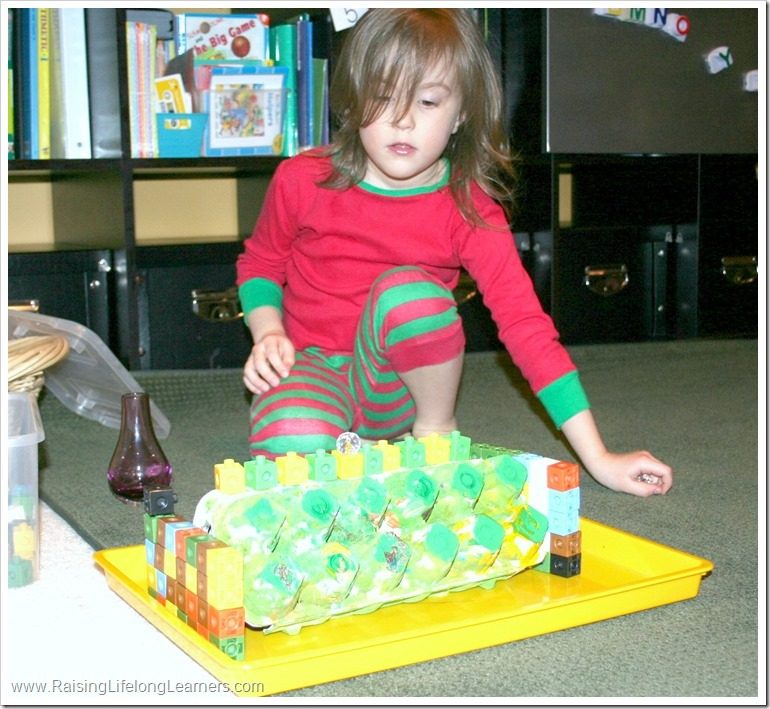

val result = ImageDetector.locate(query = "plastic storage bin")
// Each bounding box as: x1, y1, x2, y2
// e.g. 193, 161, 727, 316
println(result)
157, 113, 207, 158
7, 310, 170, 438
8, 392, 45, 587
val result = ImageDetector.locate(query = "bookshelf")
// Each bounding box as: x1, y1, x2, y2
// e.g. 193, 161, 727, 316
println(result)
8, 7, 329, 370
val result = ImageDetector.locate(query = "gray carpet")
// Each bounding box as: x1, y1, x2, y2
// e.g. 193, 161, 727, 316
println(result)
35, 338, 759, 698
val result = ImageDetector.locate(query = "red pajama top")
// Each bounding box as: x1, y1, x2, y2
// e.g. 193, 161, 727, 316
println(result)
236, 152, 588, 427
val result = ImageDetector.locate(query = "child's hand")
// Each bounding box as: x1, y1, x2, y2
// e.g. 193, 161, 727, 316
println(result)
586, 450, 673, 497
243, 331, 295, 395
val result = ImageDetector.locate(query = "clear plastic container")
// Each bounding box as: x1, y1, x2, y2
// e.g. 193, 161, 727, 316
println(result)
8, 392, 46, 587
7, 310, 170, 438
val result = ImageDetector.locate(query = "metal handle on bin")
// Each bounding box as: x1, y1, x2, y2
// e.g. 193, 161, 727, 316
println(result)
191, 287, 242, 322
721, 256, 757, 285
584, 264, 629, 297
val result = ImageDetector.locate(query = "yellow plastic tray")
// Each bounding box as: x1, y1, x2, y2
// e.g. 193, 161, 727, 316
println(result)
94, 518, 713, 697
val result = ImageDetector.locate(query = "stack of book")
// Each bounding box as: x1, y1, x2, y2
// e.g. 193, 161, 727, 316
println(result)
11, 7, 92, 160
8, 9, 336, 161
165, 11, 331, 158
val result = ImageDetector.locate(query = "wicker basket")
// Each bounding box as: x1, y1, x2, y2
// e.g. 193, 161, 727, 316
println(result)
8, 335, 70, 397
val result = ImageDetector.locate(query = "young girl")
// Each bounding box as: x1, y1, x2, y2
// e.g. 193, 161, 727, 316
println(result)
236, 8, 672, 497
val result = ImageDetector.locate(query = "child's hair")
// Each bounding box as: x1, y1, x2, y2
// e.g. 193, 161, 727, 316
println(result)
321, 8, 517, 226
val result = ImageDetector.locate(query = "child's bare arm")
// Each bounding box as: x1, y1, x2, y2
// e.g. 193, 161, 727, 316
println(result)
561, 409, 673, 497
243, 306, 295, 394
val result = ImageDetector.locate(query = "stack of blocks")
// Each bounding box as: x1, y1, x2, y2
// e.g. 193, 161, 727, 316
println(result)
191, 432, 582, 635
143, 511, 246, 661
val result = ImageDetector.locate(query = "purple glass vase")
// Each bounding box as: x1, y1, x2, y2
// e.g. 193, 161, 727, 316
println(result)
107, 392, 172, 505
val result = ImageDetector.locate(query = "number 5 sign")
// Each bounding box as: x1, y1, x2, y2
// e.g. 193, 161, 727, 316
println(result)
329, 7, 369, 31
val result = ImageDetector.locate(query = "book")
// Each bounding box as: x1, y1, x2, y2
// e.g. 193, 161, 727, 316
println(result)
37, 8, 51, 159
312, 57, 329, 146
175, 13, 270, 62
19, 8, 39, 159
269, 23, 298, 156
8, 8, 14, 159
295, 15, 314, 151
205, 65, 288, 156
126, 21, 158, 158
49, 8, 92, 159
85, 9, 122, 158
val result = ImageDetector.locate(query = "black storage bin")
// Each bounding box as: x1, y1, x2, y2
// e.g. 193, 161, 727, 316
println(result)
135, 242, 253, 370
697, 155, 758, 337
552, 227, 658, 344
8, 248, 113, 346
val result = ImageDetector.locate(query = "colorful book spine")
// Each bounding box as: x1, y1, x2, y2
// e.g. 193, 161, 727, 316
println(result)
270, 23, 298, 156
50, 8, 92, 159
8, 8, 14, 159
21, 8, 39, 159
295, 15, 314, 151
312, 57, 329, 146
37, 8, 51, 159
127, 21, 159, 158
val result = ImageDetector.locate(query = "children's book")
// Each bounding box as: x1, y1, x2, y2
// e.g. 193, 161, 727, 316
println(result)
37, 8, 51, 159
19, 8, 39, 159
205, 65, 288, 156
8, 9, 15, 159
50, 8, 92, 159
295, 14, 314, 151
175, 13, 270, 62
269, 23, 298, 156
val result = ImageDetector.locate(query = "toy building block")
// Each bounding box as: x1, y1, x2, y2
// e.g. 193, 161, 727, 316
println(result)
306, 449, 338, 481
244, 455, 278, 490
449, 430, 472, 461
214, 459, 246, 494
550, 530, 581, 557
548, 553, 582, 578
419, 432, 451, 465
332, 449, 364, 479
143, 485, 178, 516
276, 452, 310, 485
396, 436, 426, 467
361, 443, 384, 475
144, 510, 246, 662
164, 520, 198, 555
547, 461, 579, 491
373, 440, 401, 471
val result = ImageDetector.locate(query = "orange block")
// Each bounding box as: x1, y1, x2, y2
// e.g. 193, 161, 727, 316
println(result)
208, 606, 245, 638
547, 461, 579, 491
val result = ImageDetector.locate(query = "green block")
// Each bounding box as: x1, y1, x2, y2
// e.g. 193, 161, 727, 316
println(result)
143, 513, 175, 543
449, 431, 472, 461
185, 534, 214, 567
211, 634, 245, 661
8, 556, 34, 587
396, 437, 426, 467
244, 455, 278, 489
361, 444, 384, 475
306, 449, 337, 481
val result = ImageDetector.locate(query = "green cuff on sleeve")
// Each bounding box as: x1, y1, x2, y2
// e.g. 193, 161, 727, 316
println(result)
536, 370, 590, 429
238, 278, 283, 319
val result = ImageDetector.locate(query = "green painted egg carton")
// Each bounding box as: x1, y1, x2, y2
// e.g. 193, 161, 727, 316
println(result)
193, 432, 580, 634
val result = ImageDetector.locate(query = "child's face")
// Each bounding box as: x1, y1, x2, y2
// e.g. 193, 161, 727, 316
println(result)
359, 62, 463, 191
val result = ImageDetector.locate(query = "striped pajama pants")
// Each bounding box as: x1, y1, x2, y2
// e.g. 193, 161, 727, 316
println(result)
249, 266, 465, 458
